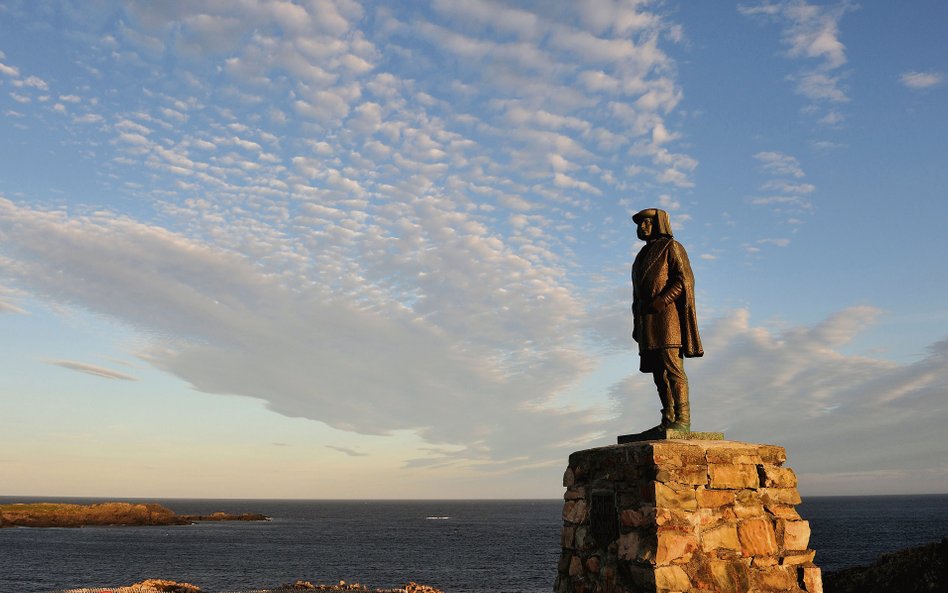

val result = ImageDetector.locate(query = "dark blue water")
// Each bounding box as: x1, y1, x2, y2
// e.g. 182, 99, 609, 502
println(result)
1, 495, 946, 593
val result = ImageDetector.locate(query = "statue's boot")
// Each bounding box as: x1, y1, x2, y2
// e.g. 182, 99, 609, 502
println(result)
645, 407, 675, 434
668, 385, 691, 432
658, 384, 676, 429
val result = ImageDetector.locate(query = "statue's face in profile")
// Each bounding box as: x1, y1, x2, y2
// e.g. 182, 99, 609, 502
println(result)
636, 217, 653, 241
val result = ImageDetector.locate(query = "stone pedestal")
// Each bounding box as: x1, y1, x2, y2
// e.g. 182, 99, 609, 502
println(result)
554, 440, 822, 593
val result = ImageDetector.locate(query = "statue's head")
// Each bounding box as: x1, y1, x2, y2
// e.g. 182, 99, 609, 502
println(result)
632, 208, 673, 241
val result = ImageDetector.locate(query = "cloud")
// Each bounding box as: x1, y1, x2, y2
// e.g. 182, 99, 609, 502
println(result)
791, 70, 848, 103
739, 0, 851, 68
430, 0, 541, 39
0, 61, 19, 77
761, 180, 815, 194
0, 196, 598, 467
326, 445, 368, 457
740, 1, 855, 119
757, 237, 790, 247
3, 196, 946, 490
0, 300, 27, 314
12, 75, 49, 90
0, 285, 28, 314
605, 307, 948, 494
754, 151, 805, 177
0, 1, 845, 481
45, 359, 138, 381
751, 151, 815, 218
900, 71, 943, 90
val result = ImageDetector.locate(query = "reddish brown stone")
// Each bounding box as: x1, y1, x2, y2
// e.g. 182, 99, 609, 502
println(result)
618, 531, 650, 563
656, 527, 698, 564
781, 520, 811, 551
696, 488, 735, 508
732, 489, 765, 519
709, 464, 759, 489
701, 522, 739, 552
620, 507, 654, 528
752, 555, 779, 568
753, 565, 796, 590
737, 518, 778, 556
705, 445, 762, 465
761, 487, 802, 506
767, 504, 801, 520
563, 500, 589, 524
569, 555, 583, 577
655, 506, 697, 528
564, 486, 586, 500
735, 488, 760, 504
654, 482, 697, 511
656, 465, 709, 486
561, 526, 575, 549
733, 502, 766, 519
573, 526, 591, 550
695, 508, 718, 528
709, 559, 750, 592
564, 467, 576, 488
654, 565, 691, 591
757, 445, 787, 465
800, 565, 822, 593
651, 442, 705, 467
585, 556, 600, 575
759, 464, 798, 488
781, 550, 816, 566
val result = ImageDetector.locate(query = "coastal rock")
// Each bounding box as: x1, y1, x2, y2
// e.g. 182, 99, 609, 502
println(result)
0, 502, 187, 528
269, 581, 446, 592
116, 579, 202, 592
83, 580, 445, 593
823, 537, 947, 593
180, 511, 268, 522
274, 581, 318, 589
0, 502, 267, 528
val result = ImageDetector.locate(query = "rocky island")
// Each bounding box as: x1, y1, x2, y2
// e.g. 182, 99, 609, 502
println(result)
0, 502, 267, 528
63, 579, 444, 592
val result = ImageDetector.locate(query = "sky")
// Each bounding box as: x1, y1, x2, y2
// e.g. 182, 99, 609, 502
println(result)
0, 0, 946, 499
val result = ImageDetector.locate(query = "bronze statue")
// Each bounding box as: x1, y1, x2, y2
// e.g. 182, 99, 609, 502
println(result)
631, 208, 703, 432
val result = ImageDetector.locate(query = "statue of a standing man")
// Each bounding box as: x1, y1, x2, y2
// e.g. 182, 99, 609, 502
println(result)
631, 208, 703, 432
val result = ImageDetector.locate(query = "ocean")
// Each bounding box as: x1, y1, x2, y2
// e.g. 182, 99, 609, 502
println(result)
1, 495, 946, 593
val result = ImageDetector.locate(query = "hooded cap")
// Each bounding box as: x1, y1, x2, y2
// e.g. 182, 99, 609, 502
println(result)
632, 208, 673, 237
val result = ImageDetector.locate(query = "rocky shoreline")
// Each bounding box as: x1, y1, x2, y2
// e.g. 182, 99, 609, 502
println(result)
60, 578, 444, 593
0, 502, 267, 528
823, 536, 947, 593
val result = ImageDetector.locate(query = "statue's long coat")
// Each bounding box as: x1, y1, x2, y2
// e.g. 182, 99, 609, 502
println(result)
632, 236, 703, 372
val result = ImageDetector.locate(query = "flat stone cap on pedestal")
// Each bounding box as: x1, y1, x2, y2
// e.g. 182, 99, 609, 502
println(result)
617, 428, 724, 444
568, 438, 789, 469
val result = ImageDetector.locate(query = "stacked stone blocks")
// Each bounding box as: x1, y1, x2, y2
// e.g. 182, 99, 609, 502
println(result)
555, 441, 822, 593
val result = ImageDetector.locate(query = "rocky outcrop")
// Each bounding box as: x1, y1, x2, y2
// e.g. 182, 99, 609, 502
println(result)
179, 511, 268, 522
823, 537, 947, 593
556, 440, 822, 593
114, 579, 203, 592
0, 502, 267, 528
271, 581, 444, 592
64, 579, 444, 593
